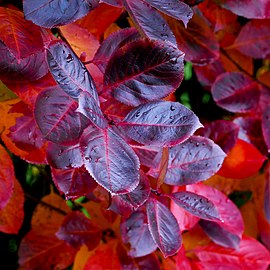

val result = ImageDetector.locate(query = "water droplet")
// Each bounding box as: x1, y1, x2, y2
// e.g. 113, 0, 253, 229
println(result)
217, 163, 221, 167
66, 53, 73, 63
85, 156, 92, 162
205, 163, 208, 167
187, 12, 192, 18
161, 33, 169, 38
170, 105, 175, 111
170, 57, 177, 64
135, 112, 140, 117
169, 116, 174, 119
196, 142, 199, 147
202, 142, 206, 146
58, 149, 63, 156
45, 95, 50, 100
92, 116, 96, 121
154, 115, 158, 118
199, 198, 203, 203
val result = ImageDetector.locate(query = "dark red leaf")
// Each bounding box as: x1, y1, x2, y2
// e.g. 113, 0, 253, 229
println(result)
123, 0, 176, 45
47, 40, 99, 100
56, 211, 102, 250
212, 72, 260, 113
197, 120, 239, 154
145, 0, 193, 27
119, 101, 202, 147
108, 195, 134, 217
135, 254, 161, 270
168, 191, 221, 221
230, 19, 270, 58
93, 28, 140, 74
264, 165, 270, 222
76, 91, 108, 129
121, 211, 157, 257
149, 136, 226, 185
51, 167, 97, 200
262, 105, 270, 152
146, 197, 182, 257
80, 126, 140, 195
104, 39, 184, 106
23, 0, 99, 28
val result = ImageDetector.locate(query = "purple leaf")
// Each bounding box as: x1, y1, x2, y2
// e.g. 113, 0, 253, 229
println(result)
23, 0, 99, 28
34, 86, 89, 145
56, 211, 102, 250
108, 196, 134, 217
80, 126, 140, 195
168, 191, 221, 221
262, 106, 270, 152
47, 142, 83, 169
51, 167, 97, 200
104, 39, 184, 106
102, 0, 122, 7
123, 0, 176, 45
145, 0, 193, 27
199, 219, 240, 249
148, 136, 226, 185
132, 145, 159, 168
121, 211, 157, 257
197, 120, 239, 154
93, 28, 140, 74
264, 166, 270, 222
212, 72, 260, 113
146, 197, 182, 257
76, 91, 108, 129
118, 101, 202, 147
47, 40, 99, 100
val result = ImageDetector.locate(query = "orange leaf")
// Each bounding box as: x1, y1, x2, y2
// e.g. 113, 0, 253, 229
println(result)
0, 177, 24, 234
217, 139, 266, 179
73, 245, 92, 270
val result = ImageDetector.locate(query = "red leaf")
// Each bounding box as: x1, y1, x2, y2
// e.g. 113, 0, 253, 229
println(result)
0, 178, 24, 234
217, 139, 266, 179
0, 144, 15, 210
121, 211, 157, 257
56, 211, 102, 250
119, 101, 202, 147
80, 126, 140, 195
146, 197, 182, 257
262, 105, 270, 152
264, 165, 270, 222
104, 39, 184, 106
212, 72, 260, 113
193, 236, 270, 270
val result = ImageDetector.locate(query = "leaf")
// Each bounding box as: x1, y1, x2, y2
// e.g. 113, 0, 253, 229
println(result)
262, 105, 270, 152
157, 147, 169, 188
93, 28, 140, 74
51, 167, 97, 200
146, 197, 182, 257
119, 101, 202, 147
168, 191, 221, 221
0, 7, 44, 59
212, 72, 260, 113
217, 139, 266, 179
264, 165, 270, 222
34, 86, 89, 145
135, 254, 161, 270
193, 236, 270, 270
197, 120, 239, 154
102, 0, 122, 7
76, 91, 108, 129
0, 81, 17, 102
80, 126, 140, 195
229, 19, 270, 58
47, 40, 99, 100
56, 211, 102, 250
145, 0, 193, 27
104, 39, 184, 106
216, 0, 270, 19
148, 136, 226, 185
0, 178, 24, 234
123, 0, 177, 45
121, 211, 157, 257
23, 0, 100, 28
0, 144, 15, 210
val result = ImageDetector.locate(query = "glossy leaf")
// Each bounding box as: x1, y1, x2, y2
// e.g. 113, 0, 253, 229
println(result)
230, 19, 270, 58
149, 136, 226, 185
0, 7, 44, 59
217, 139, 266, 179
47, 40, 99, 100
145, 0, 193, 27
121, 211, 157, 257
212, 72, 260, 113
146, 197, 182, 257
23, 0, 100, 28
76, 91, 108, 129
35, 86, 89, 145
56, 211, 102, 250
193, 236, 270, 270
80, 126, 140, 195
104, 39, 184, 106
262, 105, 270, 152
93, 28, 140, 73
51, 167, 97, 200
0, 144, 15, 210
119, 101, 202, 147
168, 191, 221, 221
123, 0, 176, 45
